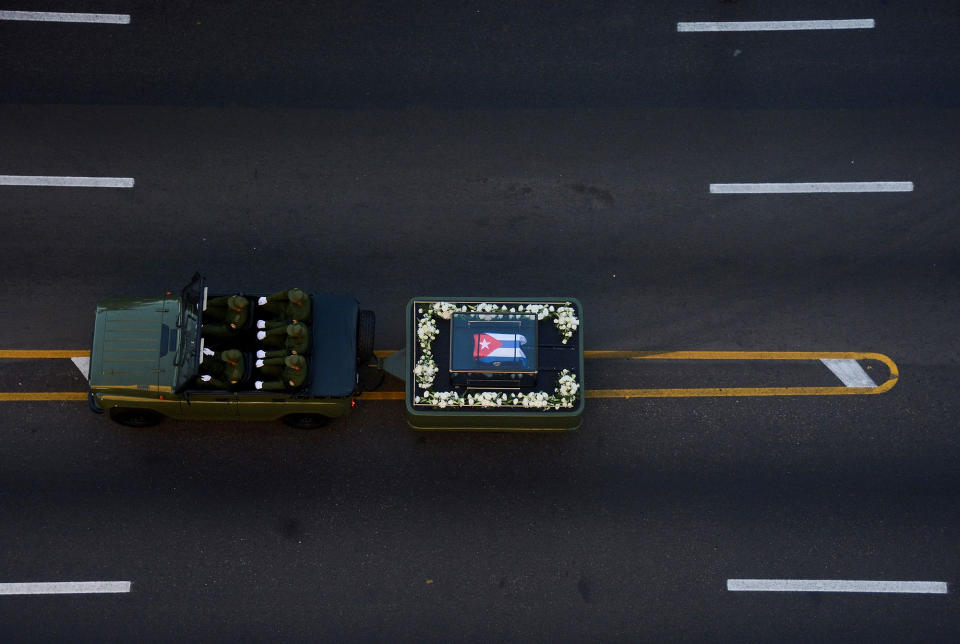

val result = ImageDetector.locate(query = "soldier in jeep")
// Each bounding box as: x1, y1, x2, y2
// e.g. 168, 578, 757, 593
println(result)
256, 321, 310, 356
198, 348, 246, 389
255, 354, 308, 391
202, 294, 250, 338
257, 288, 311, 324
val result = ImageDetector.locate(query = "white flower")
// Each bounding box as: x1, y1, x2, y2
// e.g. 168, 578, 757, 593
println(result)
551, 305, 580, 343
417, 314, 440, 351
414, 354, 439, 389
432, 301, 458, 320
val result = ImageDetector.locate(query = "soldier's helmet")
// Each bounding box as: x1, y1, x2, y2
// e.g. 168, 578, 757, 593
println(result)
227, 295, 249, 310
284, 354, 307, 370
222, 349, 245, 382
287, 288, 306, 303
286, 323, 307, 338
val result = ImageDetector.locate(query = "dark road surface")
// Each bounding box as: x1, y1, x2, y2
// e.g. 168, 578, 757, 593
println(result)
1, 2, 958, 641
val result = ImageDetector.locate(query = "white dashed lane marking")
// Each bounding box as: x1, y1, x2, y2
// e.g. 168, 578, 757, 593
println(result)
820, 359, 877, 388
0, 176, 134, 188
710, 182, 913, 194
728, 579, 948, 594
678, 20, 874, 32
0, 581, 131, 595
0, 11, 130, 24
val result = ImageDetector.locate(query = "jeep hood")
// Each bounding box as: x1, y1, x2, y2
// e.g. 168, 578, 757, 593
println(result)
89, 295, 181, 391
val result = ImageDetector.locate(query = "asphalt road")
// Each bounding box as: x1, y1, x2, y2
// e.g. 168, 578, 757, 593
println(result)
2, 2, 959, 642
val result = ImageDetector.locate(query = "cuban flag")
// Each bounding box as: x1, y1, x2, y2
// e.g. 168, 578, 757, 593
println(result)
473, 332, 528, 366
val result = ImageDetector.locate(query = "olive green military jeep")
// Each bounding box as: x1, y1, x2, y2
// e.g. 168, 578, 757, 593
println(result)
88, 274, 375, 429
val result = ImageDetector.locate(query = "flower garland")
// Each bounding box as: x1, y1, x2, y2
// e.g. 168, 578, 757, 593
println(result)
413, 353, 438, 390
412, 301, 581, 409
414, 369, 579, 410
419, 301, 579, 341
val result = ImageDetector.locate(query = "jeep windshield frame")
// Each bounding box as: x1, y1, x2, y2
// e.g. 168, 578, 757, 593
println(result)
174, 273, 205, 392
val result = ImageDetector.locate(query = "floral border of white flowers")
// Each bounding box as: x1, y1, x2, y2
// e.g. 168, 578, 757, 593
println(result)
413, 301, 580, 410
414, 369, 579, 410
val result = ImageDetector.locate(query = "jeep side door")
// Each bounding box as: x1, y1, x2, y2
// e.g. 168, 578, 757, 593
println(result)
179, 390, 239, 419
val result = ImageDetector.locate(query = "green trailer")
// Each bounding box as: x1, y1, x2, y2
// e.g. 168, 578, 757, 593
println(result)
382, 297, 584, 431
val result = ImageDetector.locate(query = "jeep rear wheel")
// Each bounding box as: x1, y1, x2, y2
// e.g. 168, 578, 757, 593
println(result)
357, 309, 375, 365
282, 413, 331, 430
109, 407, 163, 428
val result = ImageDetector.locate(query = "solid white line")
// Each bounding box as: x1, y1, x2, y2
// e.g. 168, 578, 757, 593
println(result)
0, 176, 134, 188
0, 581, 131, 595
821, 359, 877, 388
678, 19, 874, 32
710, 182, 913, 194
0, 11, 130, 24
727, 579, 947, 594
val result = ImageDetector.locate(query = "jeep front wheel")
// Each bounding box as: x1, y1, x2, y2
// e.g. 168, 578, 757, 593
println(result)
109, 407, 163, 427
282, 413, 331, 430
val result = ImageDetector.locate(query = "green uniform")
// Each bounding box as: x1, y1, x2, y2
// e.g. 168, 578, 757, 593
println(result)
259, 289, 311, 324
197, 349, 245, 389
257, 355, 308, 391
261, 348, 305, 359
203, 295, 249, 337
259, 323, 310, 354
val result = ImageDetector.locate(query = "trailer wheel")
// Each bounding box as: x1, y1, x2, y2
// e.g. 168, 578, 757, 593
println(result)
282, 413, 331, 430
357, 309, 375, 365
109, 407, 163, 428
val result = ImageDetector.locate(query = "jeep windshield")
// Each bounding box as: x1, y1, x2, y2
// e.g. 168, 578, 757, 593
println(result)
173, 273, 205, 392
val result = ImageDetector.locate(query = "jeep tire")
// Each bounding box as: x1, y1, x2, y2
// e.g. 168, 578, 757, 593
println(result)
282, 413, 332, 430
109, 407, 163, 427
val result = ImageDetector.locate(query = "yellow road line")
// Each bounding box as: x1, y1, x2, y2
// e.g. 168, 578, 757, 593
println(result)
588, 385, 889, 398
3, 382, 895, 403
1, 348, 894, 362
0, 349, 899, 400
0, 350, 88, 358
360, 391, 405, 400
585, 349, 894, 363
0, 392, 87, 401
584, 350, 898, 396
380, 349, 896, 363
